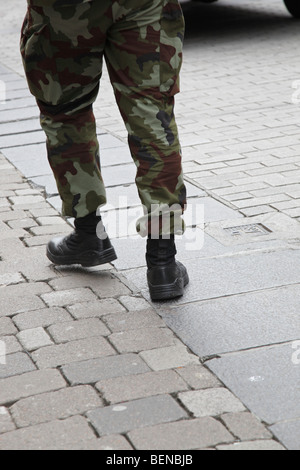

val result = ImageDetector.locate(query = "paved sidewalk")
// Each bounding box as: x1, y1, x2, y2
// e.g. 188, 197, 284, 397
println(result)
0, 70, 284, 451
0, 0, 299, 451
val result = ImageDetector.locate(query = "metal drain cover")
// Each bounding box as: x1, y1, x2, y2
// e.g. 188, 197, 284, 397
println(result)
224, 223, 272, 237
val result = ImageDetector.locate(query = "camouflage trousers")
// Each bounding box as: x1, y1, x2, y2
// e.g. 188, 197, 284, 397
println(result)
21, 0, 187, 236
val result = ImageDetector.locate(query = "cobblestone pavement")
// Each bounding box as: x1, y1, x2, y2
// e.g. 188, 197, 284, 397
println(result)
0, 0, 299, 450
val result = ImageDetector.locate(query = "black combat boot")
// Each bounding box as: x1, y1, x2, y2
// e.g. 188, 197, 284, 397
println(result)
146, 236, 189, 301
46, 212, 117, 267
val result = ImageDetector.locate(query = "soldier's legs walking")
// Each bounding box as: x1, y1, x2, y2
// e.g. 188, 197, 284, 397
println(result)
21, 0, 188, 298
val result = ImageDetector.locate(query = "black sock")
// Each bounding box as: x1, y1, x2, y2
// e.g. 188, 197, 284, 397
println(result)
146, 235, 176, 267
74, 211, 102, 235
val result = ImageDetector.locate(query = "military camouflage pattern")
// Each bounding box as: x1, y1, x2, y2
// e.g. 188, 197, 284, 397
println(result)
21, 0, 187, 236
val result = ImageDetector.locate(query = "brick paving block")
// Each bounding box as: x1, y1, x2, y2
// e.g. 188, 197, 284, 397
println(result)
87, 277, 132, 298
87, 395, 187, 436
216, 440, 285, 451
7, 218, 38, 229
178, 388, 246, 418
35, 216, 66, 226
0, 272, 24, 286
109, 327, 176, 354
128, 417, 234, 450
103, 309, 165, 332
17, 327, 53, 351
139, 344, 200, 371
0, 415, 96, 450
0, 209, 27, 221
0, 317, 17, 336
0, 282, 51, 317
0, 352, 36, 379
1, 336, 23, 355
29, 207, 58, 217
0, 407, 15, 434
24, 235, 56, 247
62, 350, 150, 384
29, 224, 71, 236
119, 295, 151, 311
48, 318, 110, 343
175, 365, 222, 390
221, 412, 272, 441
97, 369, 188, 404
9, 195, 45, 206
49, 272, 131, 298
13, 307, 72, 330
14, 189, 42, 196
0, 369, 66, 405
10, 385, 103, 428
31, 336, 116, 369
41, 288, 98, 307
67, 300, 126, 319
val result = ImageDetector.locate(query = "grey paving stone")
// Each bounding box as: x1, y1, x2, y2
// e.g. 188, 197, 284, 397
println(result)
0, 407, 15, 434
0, 318, 17, 336
207, 343, 300, 424
17, 327, 53, 351
103, 309, 165, 332
270, 419, 300, 451
0, 416, 96, 450
0, 118, 40, 136
175, 364, 221, 390
109, 327, 176, 354
9, 195, 45, 206
31, 336, 116, 369
101, 163, 136, 187
49, 271, 131, 298
30, 175, 58, 198
0, 369, 66, 406
67, 300, 126, 319
221, 412, 272, 441
0, 272, 24, 286
61, 353, 151, 385
0, 336, 22, 355
10, 385, 103, 428
179, 388, 245, 418
100, 146, 132, 167
13, 307, 72, 330
128, 417, 234, 450
0, 130, 45, 149
0, 352, 36, 379
140, 344, 200, 371
157, 249, 300, 306
162, 284, 300, 357
48, 319, 110, 343
97, 369, 188, 404
41, 288, 97, 307
118, 295, 151, 311
87, 395, 187, 436
29, 224, 71, 236
0, 282, 51, 317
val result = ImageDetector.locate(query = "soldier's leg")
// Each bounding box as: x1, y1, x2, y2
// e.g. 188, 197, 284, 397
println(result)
105, 0, 189, 299
105, 0, 187, 238
21, 1, 112, 219
20, 0, 117, 267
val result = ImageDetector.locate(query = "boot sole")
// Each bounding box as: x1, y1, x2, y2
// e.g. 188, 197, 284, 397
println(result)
47, 246, 117, 267
148, 271, 189, 301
